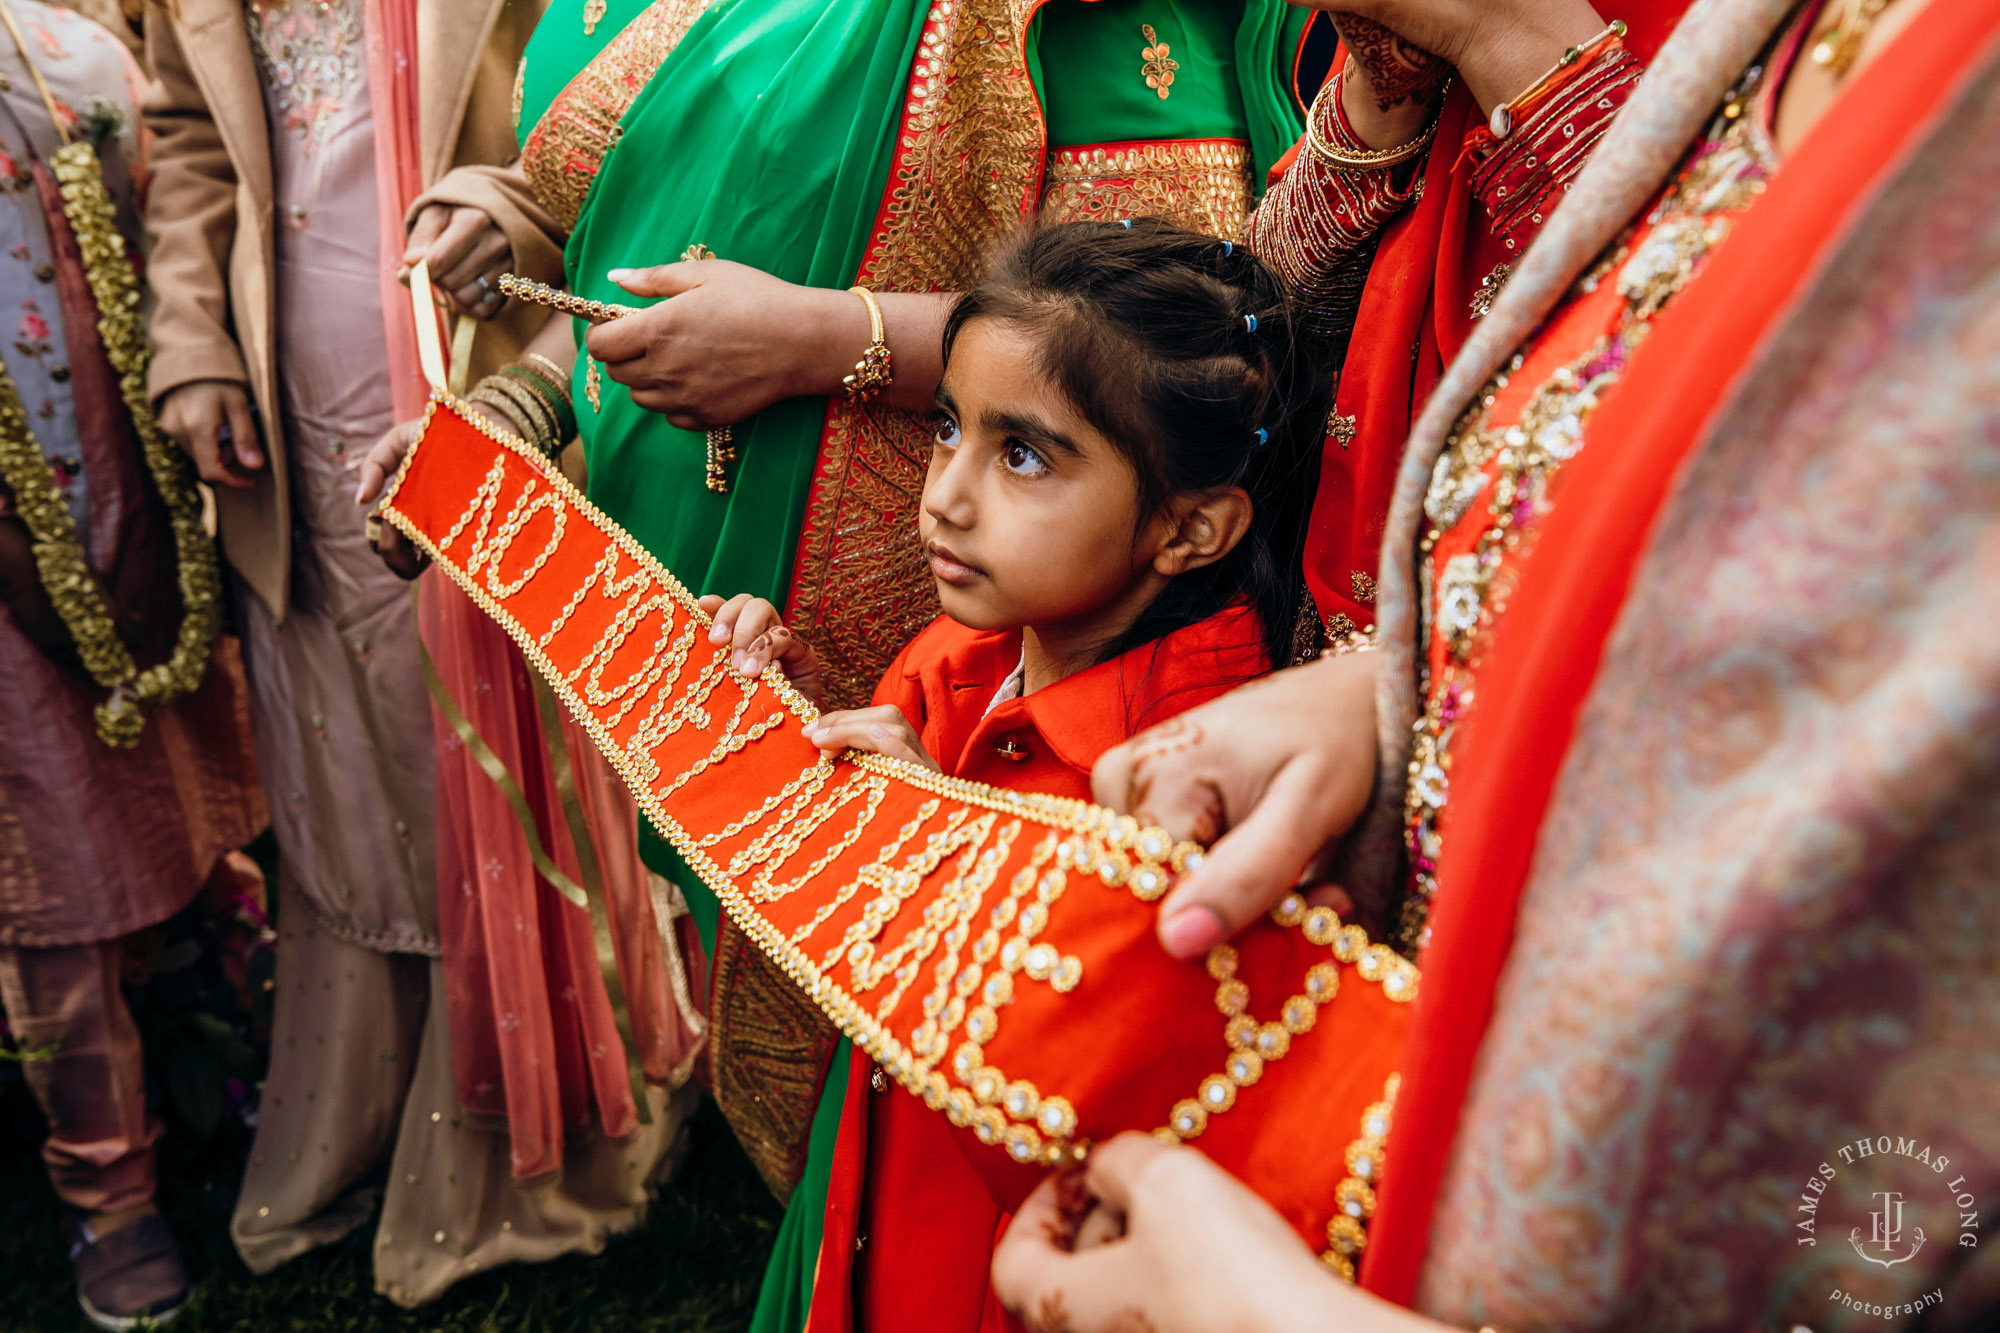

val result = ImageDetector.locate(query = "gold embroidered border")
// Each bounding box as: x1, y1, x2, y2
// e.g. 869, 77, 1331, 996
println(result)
520, 0, 711, 231
1319, 1073, 1398, 1280
381, 395, 1420, 1177
1040, 138, 1256, 239
782, 0, 1049, 708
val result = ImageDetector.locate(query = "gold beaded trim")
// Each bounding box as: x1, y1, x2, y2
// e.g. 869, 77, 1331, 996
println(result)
1319, 1073, 1398, 1280
381, 395, 1419, 1172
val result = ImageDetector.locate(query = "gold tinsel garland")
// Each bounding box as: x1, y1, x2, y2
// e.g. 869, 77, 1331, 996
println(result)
0, 139, 220, 746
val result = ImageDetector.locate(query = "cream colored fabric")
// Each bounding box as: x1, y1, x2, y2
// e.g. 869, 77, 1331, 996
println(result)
235, 876, 696, 1306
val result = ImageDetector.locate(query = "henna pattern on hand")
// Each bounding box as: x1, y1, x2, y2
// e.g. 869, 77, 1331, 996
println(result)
1028, 1291, 1075, 1333
1330, 13, 1449, 110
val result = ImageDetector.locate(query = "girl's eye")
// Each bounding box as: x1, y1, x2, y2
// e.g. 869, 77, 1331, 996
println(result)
933, 415, 961, 449
1001, 440, 1049, 476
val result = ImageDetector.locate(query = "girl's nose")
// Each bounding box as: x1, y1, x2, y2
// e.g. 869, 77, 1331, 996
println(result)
923, 444, 978, 529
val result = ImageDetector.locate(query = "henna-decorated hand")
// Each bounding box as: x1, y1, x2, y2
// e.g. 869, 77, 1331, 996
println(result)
1288, 0, 1609, 129
699, 592, 827, 705
1090, 651, 1378, 959
992, 1133, 1436, 1333
1328, 12, 1451, 113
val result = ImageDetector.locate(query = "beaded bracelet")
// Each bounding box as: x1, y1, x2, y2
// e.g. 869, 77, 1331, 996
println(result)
842, 286, 894, 403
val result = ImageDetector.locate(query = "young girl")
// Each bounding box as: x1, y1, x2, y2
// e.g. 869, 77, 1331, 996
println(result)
699, 217, 1331, 1333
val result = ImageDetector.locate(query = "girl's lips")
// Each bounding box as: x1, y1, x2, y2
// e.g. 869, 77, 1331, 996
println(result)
926, 541, 982, 585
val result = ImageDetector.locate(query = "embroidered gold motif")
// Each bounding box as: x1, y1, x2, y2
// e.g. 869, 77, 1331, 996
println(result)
1140, 23, 1178, 100
1400, 85, 1777, 956
1328, 410, 1357, 449
1350, 571, 1376, 604
785, 0, 1047, 709
382, 395, 1423, 1181
583, 0, 607, 35
520, 0, 713, 231
1041, 139, 1255, 240
1470, 262, 1513, 318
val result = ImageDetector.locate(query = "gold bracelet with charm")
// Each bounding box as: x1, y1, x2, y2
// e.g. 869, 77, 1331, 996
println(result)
842, 286, 894, 403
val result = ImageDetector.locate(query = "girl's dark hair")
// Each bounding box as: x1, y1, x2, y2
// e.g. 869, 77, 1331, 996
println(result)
942, 216, 1330, 673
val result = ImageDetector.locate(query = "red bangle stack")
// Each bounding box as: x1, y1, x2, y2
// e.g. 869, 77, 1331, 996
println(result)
1467, 45, 1645, 256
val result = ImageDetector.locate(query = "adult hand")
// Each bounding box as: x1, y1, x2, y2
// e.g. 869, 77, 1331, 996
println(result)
353, 401, 517, 579
1091, 650, 1378, 959
584, 260, 863, 431
157, 380, 262, 489
699, 592, 825, 703
402, 203, 512, 319
991, 1133, 1388, 1333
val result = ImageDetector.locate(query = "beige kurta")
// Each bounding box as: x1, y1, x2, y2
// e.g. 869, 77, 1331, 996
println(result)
224, 1, 688, 1304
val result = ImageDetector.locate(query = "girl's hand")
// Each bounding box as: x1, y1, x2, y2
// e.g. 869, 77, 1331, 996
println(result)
1328, 12, 1451, 116
801, 706, 938, 772
992, 1133, 1423, 1333
1089, 650, 1379, 960
401, 203, 512, 319
584, 260, 866, 431
699, 593, 825, 704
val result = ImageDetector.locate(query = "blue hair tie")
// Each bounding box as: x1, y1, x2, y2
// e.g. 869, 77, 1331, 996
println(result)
1245, 313, 1258, 332
1254, 427, 1269, 446
1120, 218, 1133, 230
1222, 240, 1233, 256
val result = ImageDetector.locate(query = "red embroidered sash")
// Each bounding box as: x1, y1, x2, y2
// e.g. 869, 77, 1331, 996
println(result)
381, 396, 1415, 1253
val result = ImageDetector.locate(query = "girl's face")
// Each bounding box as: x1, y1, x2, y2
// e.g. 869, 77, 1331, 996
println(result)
922, 318, 1176, 643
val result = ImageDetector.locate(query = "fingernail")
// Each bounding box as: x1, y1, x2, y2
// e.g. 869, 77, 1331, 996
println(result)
709, 623, 728, 643
1160, 906, 1223, 959
869, 725, 887, 740
607, 268, 632, 282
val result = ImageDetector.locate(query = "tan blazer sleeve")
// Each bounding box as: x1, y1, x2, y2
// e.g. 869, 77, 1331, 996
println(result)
408, 160, 567, 288
139, 4, 249, 404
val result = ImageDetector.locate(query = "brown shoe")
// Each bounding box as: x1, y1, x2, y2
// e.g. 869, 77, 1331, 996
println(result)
67, 1213, 191, 1330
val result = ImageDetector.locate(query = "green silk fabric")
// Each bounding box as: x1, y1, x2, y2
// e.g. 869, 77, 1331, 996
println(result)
518, 3, 1306, 1328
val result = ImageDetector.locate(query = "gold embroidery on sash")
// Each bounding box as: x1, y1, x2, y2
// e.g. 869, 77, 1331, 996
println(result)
383, 395, 1422, 1190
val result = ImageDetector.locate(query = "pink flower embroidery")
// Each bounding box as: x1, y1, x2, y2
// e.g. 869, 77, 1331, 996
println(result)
18, 312, 48, 340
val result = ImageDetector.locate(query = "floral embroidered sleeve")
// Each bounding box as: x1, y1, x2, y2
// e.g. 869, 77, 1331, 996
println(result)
1247, 45, 1646, 337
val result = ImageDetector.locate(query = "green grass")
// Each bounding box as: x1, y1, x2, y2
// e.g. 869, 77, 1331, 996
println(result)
0, 1096, 782, 1333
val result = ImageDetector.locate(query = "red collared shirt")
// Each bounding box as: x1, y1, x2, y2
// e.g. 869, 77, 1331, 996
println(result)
872, 603, 1270, 797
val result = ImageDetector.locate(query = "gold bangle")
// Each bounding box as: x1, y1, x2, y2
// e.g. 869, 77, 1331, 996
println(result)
1304, 65, 1449, 171
521, 351, 573, 393
842, 285, 894, 403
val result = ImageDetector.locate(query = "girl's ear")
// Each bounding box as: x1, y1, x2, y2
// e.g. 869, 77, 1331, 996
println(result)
1151, 487, 1252, 577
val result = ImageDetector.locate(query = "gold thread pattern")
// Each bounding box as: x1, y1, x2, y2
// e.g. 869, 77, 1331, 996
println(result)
381, 394, 1422, 1180
1040, 139, 1255, 240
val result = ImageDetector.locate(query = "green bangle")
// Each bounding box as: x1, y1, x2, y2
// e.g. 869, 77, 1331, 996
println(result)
496, 362, 577, 445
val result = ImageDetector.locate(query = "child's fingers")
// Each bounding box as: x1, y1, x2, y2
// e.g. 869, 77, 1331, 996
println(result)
696, 594, 725, 617
730, 599, 782, 656
800, 707, 897, 755
866, 721, 938, 771
706, 591, 757, 645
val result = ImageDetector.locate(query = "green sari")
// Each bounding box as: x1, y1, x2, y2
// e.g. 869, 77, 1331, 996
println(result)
517, 1, 1306, 1324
